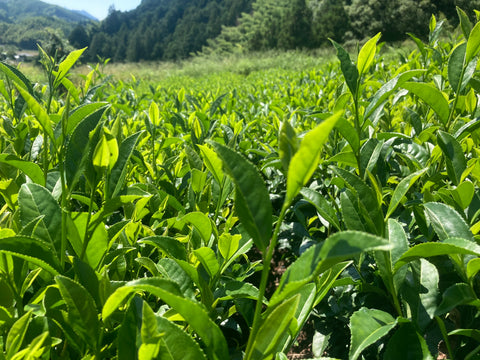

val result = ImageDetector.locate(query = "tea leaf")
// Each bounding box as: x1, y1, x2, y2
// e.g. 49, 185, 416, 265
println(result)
357, 32, 381, 76
65, 106, 107, 189
437, 131, 467, 186
466, 20, 480, 63
448, 43, 466, 92
6, 311, 32, 359
457, 7, 473, 39
0, 236, 61, 275
193, 247, 219, 278
435, 283, 479, 316
102, 278, 229, 359
424, 202, 473, 241
139, 236, 187, 261
246, 295, 299, 360
0, 154, 45, 186
19, 183, 62, 253
285, 111, 342, 207
349, 308, 397, 360
197, 144, 224, 185
55, 47, 86, 87
383, 322, 434, 359
402, 82, 449, 124
109, 131, 143, 198
15, 83, 54, 142
301, 188, 341, 231
156, 315, 207, 360
331, 40, 359, 96
364, 70, 425, 121
56, 275, 100, 351
210, 142, 272, 252
386, 168, 427, 219
394, 238, 480, 272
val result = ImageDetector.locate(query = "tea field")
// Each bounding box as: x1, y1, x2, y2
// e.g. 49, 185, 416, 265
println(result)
1, 13, 480, 360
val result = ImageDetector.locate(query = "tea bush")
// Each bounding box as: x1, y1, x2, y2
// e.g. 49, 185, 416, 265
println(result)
0, 9, 480, 360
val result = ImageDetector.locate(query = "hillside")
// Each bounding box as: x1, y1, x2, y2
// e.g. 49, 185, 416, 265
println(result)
79, 0, 253, 62
0, 0, 94, 22
0, 0, 95, 51
77, 0, 479, 62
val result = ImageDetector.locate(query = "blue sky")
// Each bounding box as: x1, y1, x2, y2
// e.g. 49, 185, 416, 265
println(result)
42, 0, 142, 20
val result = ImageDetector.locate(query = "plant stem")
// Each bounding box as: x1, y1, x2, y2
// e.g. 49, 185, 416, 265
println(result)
244, 204, 288, 359
446, 62, 467, 131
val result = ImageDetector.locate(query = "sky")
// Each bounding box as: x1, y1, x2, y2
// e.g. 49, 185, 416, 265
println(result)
41, 0, 142, 20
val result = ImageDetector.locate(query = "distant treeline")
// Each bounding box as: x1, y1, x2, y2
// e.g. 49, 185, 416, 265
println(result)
71, 0, 480, 62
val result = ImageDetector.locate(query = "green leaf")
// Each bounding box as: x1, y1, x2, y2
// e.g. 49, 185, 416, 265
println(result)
357, 32, 381, 76
424, 202, 473, 241
139, 236, 187, 261
66, 103, 109, 136
218, 232, 240, 261
56, 275, 100, 351
386, 169, 427, 219
117, 297, 141, 360
15, 83, 55, 142
149, 101, 160, 126
210, 142, 272, 252
0, 61, 33, 94
215, 280, 261, 301
193, 247, 219, 278
467, 258, 480, 280
156, 316, 207, 360
415, 259, 440, 330
466, 20, 480, 64
157, 258, 196, 299
6, 311, 32, 359
384, 322, 434, 359
340, 190, 366, 232
65, 106, 107, 189
448, 43, 467, 93
0, 236, 60, 275
19, 183, 62, 253
278, 120, 298, 173
102, 278, 229, 360
109, 131, 143, 198
437, 130, 467, 186
55, 47, 86, 87
335, 167, 383, 235
197, 144, 224, 185
457, 7, 473, 39
335, 117, 360, 153
181, 212, 213, 246
436, 283, 480, 315
93, 129, 118, 171
0, 154, 45, 186
394, 238, 480, 272
349, 307, 397, 360
300, 188, 341, 231
276, 231, 389, 297
247, 295, 299, 360
364, 70, 425, 121
448, 328, 480, 342
330, 40, 359, 96
285, 111, 342, 207
402, 82, 449, 125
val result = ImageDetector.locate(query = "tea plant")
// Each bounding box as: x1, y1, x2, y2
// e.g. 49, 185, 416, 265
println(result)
0, 7, 480, 360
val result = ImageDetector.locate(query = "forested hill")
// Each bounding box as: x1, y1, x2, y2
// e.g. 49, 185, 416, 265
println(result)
0, 0, 95, 51
0, 0, 94, 22
77, 0, 479, 63
78, 0, 254, 62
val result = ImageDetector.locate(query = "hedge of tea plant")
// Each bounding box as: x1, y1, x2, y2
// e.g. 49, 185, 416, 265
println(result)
0, 8, 480, 360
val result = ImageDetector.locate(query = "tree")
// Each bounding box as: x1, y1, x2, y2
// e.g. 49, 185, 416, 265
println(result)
310, 0, 350, 45
68, 25, 89, 49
